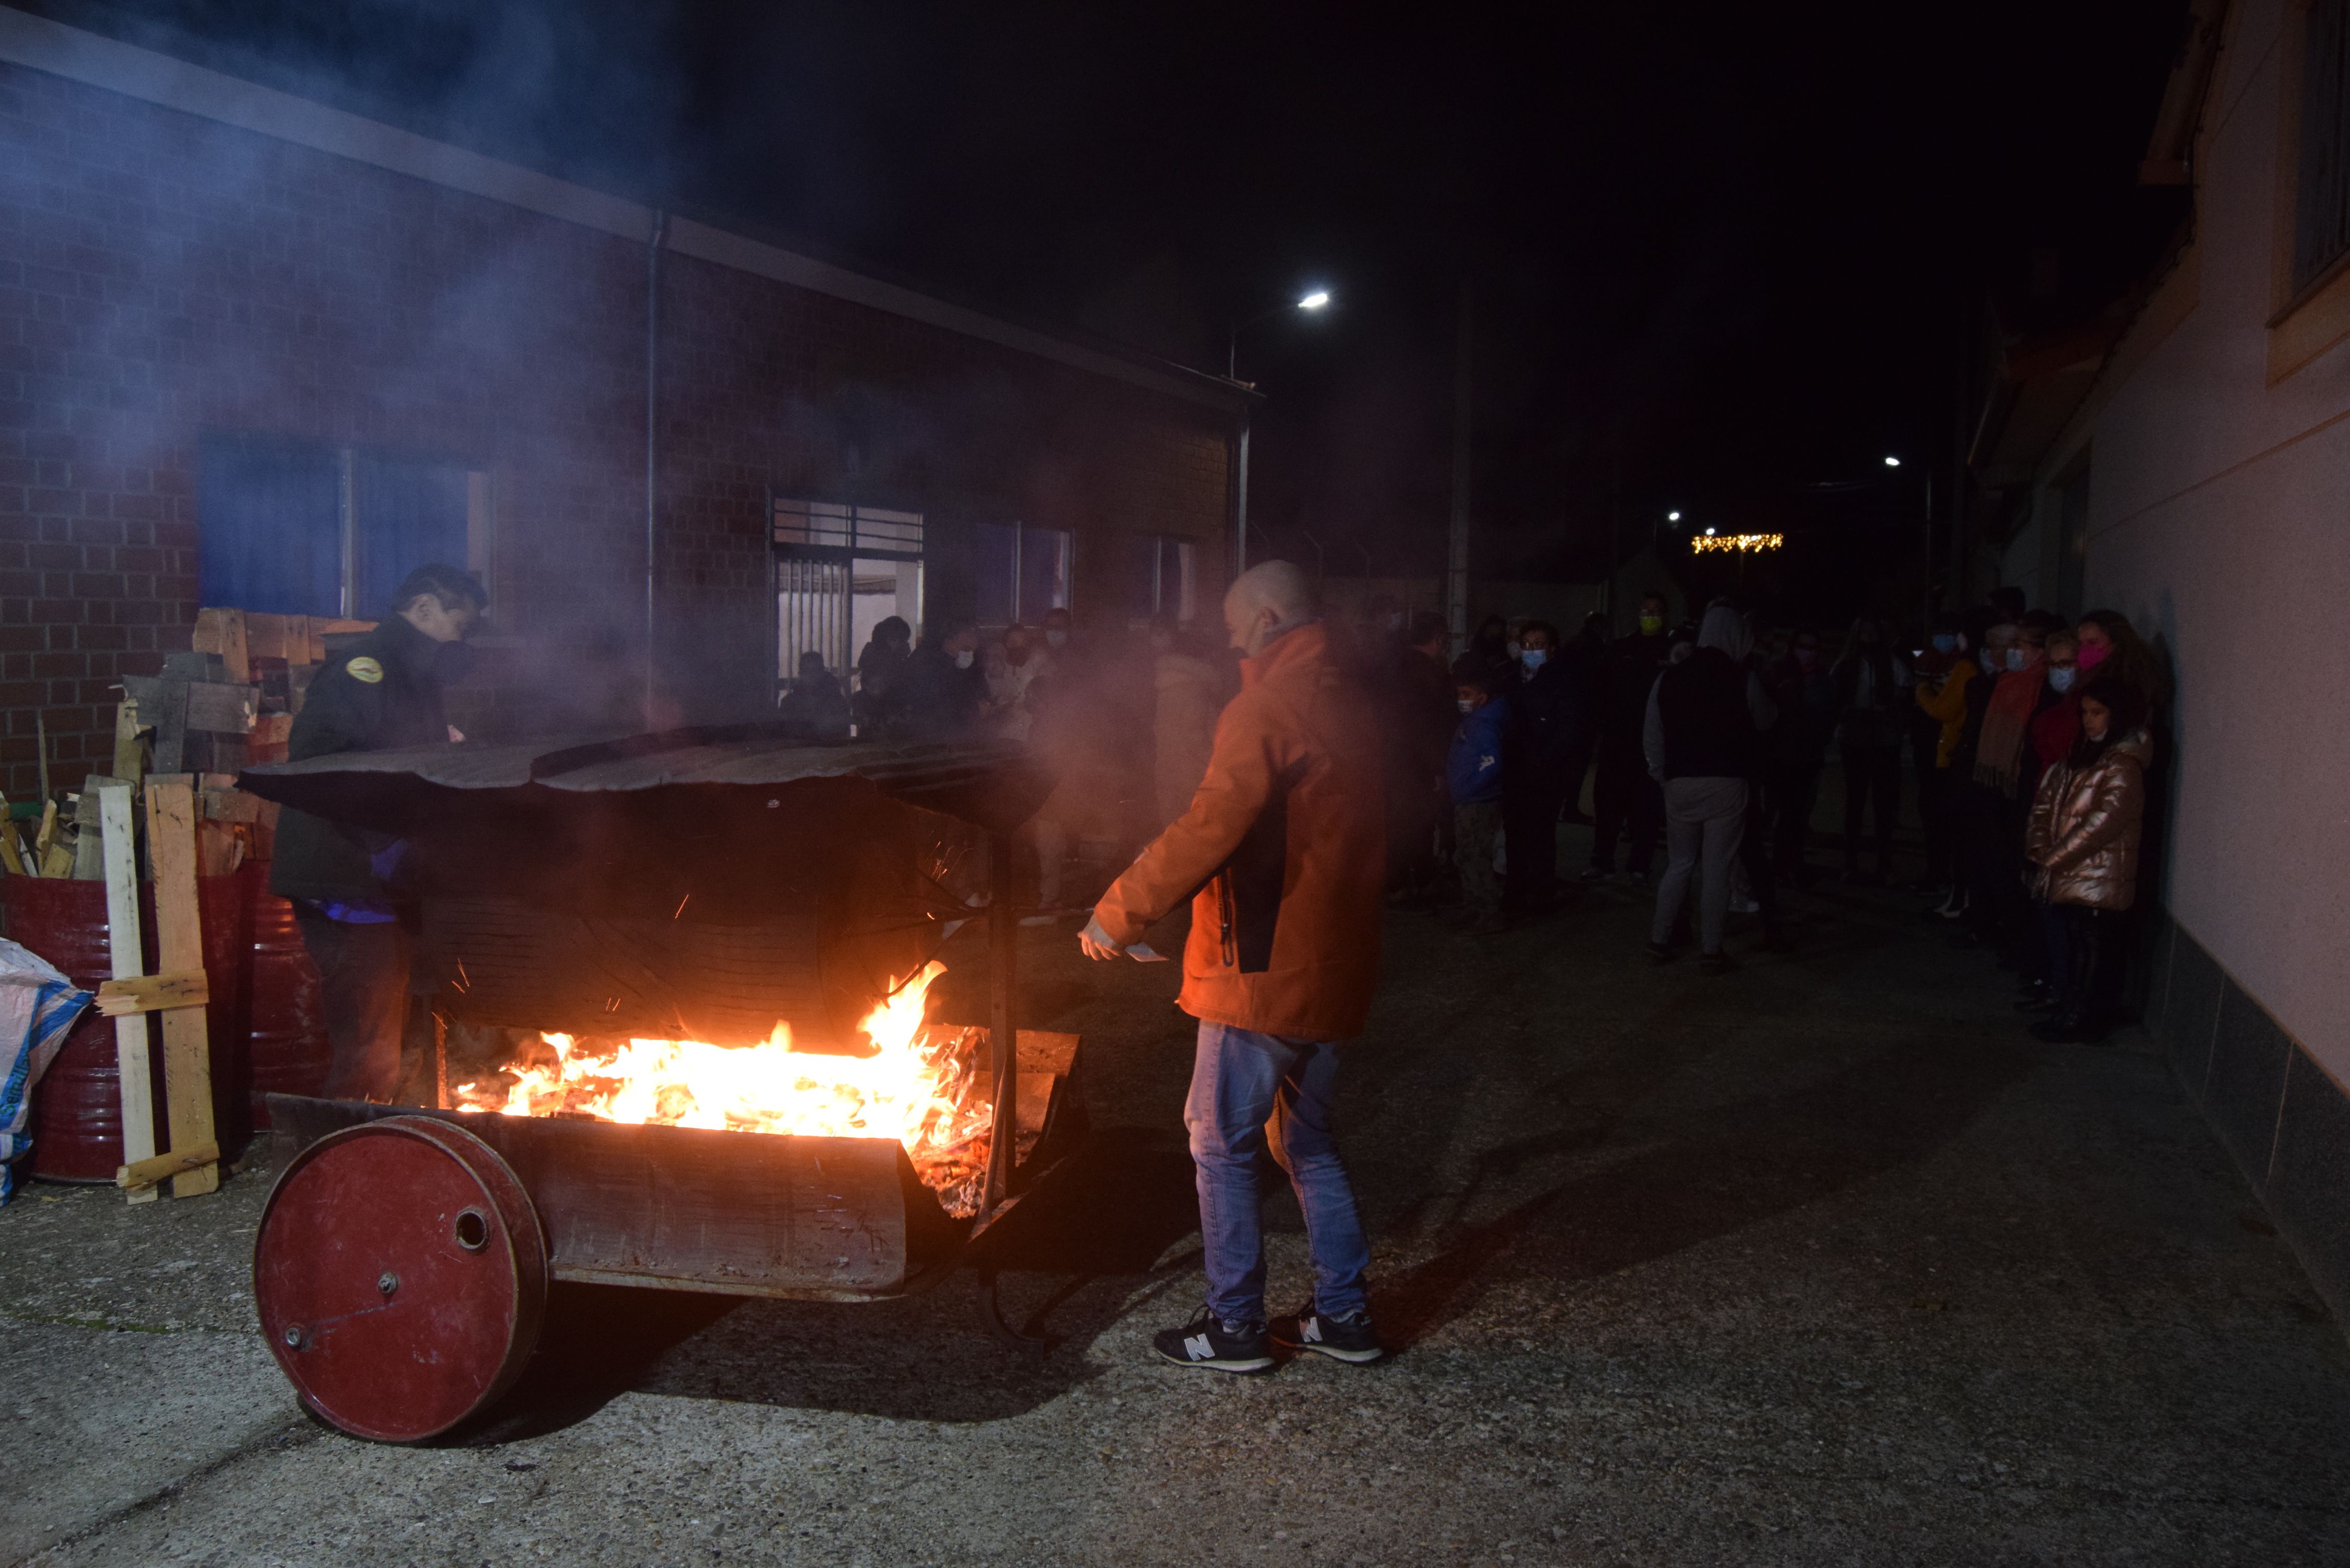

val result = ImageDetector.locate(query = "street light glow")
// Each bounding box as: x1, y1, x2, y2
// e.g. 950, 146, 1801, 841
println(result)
1705, 527, 1717, 536
1298, 291, 1331, 310
1667, 510, 1681, 522
1883, 455, 1902, 467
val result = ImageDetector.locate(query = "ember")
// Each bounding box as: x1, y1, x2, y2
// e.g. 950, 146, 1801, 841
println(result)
453, 961, 1018, 1216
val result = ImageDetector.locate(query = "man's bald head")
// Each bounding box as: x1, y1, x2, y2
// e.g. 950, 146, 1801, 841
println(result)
1223, 561, 1321, 658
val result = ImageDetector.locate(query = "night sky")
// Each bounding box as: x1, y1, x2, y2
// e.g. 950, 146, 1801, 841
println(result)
27, 0, 2191, 623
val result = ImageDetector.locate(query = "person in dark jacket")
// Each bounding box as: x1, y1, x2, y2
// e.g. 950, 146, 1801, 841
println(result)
1381, 612, 1457, 906
895, 619, 986, 742
854, 616, 913, 729
1589, 591, 1672, 883
271, 563, 486, 1102
1446, 658, 1510, 932
777, 650, 853, 739
1501, 620, 1597, 914
1643, 605, 1775, 972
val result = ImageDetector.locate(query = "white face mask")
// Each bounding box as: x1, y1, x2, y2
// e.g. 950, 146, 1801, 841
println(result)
2047, 665, 2077, 693
1504, 640, 1521, 660
1044, 629, 1067, 649
1457, 697, 1476, 714
953, 649, 975, 670
1520, 648, 1548, 670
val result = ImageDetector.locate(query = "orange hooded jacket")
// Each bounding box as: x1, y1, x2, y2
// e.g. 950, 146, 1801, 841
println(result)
1092, 621, 1386, 1040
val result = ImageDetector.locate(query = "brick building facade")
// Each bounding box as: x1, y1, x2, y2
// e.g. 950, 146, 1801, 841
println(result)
0, 10, 1245, 796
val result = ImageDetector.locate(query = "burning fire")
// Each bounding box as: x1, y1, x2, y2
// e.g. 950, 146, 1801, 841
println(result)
454, 962, 1008, 1215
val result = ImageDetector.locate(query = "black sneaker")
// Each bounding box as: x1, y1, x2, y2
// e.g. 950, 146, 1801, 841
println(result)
1153, 1307, 1274, 1374
1274, 1305, 1385, 1364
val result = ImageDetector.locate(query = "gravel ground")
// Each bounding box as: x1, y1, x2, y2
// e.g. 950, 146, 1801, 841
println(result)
5, 853, 2348, 1566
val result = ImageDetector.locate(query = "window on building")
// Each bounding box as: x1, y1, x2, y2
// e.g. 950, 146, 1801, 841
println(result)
2297, 0, 2350, 294
773, 498, 924, 695
1122, 534, 1200, 624
973, 521, 1073, 626
198, 435, 488, 617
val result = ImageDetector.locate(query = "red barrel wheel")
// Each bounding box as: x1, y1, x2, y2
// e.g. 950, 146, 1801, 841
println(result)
254, 1116, 547, 1442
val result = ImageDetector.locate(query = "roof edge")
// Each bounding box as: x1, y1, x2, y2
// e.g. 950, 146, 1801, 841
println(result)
0, 5, 1254, 414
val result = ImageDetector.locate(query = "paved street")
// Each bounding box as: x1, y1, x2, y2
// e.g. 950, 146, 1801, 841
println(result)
6, 857, 2350, 1566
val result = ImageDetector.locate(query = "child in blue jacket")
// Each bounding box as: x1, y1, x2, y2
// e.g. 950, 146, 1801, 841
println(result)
1448, 661, 1509, 930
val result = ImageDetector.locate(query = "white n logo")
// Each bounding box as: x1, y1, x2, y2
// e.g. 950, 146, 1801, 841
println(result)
1183, 1333, 1212, 1359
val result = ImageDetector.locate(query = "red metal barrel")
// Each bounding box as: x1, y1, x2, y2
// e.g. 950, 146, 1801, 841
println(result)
5, 874, 253, 1183
244, 862, 329, 1128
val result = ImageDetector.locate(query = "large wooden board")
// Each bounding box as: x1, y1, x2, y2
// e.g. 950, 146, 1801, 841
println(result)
97, 782, 157, 1206
145, 776, 218, 1198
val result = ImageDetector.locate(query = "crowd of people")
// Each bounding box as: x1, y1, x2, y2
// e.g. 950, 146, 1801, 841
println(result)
788, 577, 2165, 1043
1389, 585, 2166, 1043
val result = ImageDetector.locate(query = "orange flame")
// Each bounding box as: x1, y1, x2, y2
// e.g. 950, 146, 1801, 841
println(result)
454, 962, 999, 1210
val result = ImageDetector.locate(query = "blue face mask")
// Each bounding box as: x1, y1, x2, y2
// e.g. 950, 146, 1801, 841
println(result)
2047, 665, 2077, 693
1931, 634, 1958, 654
1519, 648, 1548, 670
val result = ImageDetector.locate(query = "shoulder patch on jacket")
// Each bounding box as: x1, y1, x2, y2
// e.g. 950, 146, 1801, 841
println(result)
346, 656, 384, 685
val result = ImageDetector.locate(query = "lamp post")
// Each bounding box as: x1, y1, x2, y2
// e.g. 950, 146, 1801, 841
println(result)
1226, 289, 1333, 575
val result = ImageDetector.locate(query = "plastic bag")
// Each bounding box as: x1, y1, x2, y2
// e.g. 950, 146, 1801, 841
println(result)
0, 938, 96, 1201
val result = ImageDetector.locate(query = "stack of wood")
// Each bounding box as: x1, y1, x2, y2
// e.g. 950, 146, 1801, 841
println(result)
3, 607, 372, 885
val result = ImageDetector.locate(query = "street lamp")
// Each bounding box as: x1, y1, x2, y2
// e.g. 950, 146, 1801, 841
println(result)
1667, 510, 1681, 522
1229, 289, 1335, 379
1884, 455, 1902, 467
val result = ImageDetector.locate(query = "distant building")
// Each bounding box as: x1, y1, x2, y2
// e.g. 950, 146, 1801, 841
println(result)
0, 9, 1249, 780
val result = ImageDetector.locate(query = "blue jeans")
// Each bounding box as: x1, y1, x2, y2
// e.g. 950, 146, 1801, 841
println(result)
1184, 1021, 1372, 1329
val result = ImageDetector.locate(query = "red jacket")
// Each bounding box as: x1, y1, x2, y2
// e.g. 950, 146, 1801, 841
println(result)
1093, 622, 1386, 1040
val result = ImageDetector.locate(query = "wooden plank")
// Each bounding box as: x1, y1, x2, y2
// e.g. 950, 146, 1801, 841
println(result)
96, 970, 211, 1017
0, 793, 22, 877
111, 699, 146, 786
182, 683, 257, 735
243, 613, 289, 662
144, 776, 216, 1199
116, 1139, 217, 1192
192, 608, 250, 684
97, 782, 158, 1206
71, 777, 108, 880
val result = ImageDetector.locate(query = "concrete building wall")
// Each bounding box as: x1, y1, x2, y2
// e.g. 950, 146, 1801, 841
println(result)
2042, 0, 2350, 1320
0, 16, 1237, 787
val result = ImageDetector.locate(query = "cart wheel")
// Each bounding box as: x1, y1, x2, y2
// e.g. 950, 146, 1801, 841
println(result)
253, 1115, 547, 1443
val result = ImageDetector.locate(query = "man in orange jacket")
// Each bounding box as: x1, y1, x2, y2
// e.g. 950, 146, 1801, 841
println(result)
1081, 560, 1387, 1372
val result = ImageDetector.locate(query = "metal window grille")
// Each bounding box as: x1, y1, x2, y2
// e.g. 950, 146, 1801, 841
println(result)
2298, 0, 2350, 294
773, 497, 926, 701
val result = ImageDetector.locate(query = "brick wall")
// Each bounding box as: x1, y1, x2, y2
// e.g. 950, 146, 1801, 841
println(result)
0, 57, 1234, 788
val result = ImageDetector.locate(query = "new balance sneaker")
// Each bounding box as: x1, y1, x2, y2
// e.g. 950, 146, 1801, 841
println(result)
1273, 1304, 1385, 1364
1153, 1307, 1275, 1374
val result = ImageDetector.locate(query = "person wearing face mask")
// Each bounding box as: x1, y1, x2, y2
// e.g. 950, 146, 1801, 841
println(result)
1501, 620, 1596, 915
2024, 673, 2151, 1043
1081, 560, 1387, 1373
2072, 609, 2166, 716
854, 615, 914, 731
273, 562, 487, 1103
1914, 610, 1987, 915
897, 618, 988, 742
1587, 592, 1674, 885
1038, 606, 1077, 658
2017, 629, 2084, 1012
1963, 613, 2060, 955
1445, 659, 1511, 932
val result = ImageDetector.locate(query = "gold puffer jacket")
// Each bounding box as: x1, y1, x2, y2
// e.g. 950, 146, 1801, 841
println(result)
2025, 729, 2150, 909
